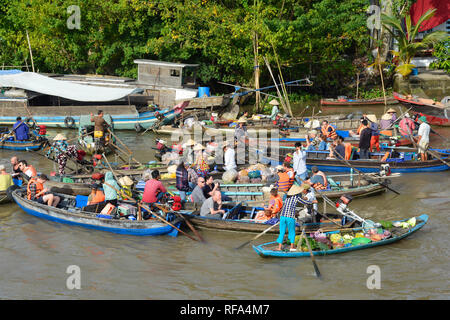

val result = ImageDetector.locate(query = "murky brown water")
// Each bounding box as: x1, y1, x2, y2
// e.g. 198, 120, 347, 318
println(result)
0, 104, 449, 299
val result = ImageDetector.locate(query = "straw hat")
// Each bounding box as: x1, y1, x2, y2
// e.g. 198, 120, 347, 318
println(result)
118, 176, 134, 186
269, 99, 280, 106
366, 114, 377, 123
308, 129, 318, 135
193, 144, 205, 151
185, 138, 196, 146
287, 184, 304, 196
53, 133, 67, 141
237, 118, 247, 123
381, 114, 392, 120
386, 108, 397, 113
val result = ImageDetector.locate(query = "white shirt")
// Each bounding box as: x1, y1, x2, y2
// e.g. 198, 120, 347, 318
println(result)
293, 149, 307, 175
224, 148, 236, 171
305, 189, 318, 211
418, 122, 430, 143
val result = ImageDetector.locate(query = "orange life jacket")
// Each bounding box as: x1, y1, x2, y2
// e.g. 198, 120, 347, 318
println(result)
24, 165, 37, 178
356, 124, 365, 135
344, 143, 353, 160
90, 190, 105, 204
285, 167, 295, 186
27, 178, 44, 200
311, 172, 328, 191
276, 172, 291, 192
321, 124, 337, 139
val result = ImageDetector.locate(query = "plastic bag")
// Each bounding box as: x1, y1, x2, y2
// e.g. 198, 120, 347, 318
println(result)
222, 169, 238, 183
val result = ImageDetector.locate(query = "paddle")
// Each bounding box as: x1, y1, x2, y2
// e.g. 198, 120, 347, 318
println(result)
140, 203, 199, 242
107, 128, 142, 166
235, 221, 280, 250
300, 226, 321, 278
153, 202, 206, 243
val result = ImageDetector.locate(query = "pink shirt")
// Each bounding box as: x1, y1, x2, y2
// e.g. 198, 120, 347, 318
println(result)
142, 179, 167, 203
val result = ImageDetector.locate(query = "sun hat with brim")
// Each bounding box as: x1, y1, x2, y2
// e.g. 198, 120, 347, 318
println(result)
269, 99, 280, 106
118, 176, 134, 186
366, 114, 377, 123
386, 108, 397, 113
287, 184, 305, 196
193, 144, 205, 151
419, 116, 427, 123
53, 134, 67, 141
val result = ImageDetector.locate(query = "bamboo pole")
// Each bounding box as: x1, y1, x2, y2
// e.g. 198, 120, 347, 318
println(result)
263, 56, 289, 116
25, 30, 35, 73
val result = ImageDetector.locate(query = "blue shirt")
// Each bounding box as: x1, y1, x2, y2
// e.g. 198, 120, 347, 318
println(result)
280, 194, 312, 219
13, 121, 29, 140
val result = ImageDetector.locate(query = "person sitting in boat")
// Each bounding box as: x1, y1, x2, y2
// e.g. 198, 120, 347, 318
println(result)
283, 161, 295, 187
141, 170, 167, 206
83, 183, 106, 213
200, 190, 225, 218
0, 164, 13, 192
10, 156, 22, 179
190, 177, 207, 204
276, 184, 312, 252
416, 116, 430, 161
305, 130, 320, 151
46, 134, 78, 175
176, 161, 190, 202
234, 119, 248, 144
202, 175, 220, 199
18, 160, 37, 179
27, 174, 60, 207
379, 108, 397, 130
275, 165, 291, 193
254, 188, 283, 223
305, 166, 328, 191
399, 113, 416, 136
328, 136, 345, 160
155, 139, 170, 162
12, 116, 29, 141
238, 111, 249, 122
321, 120, 337, 140
186, 163, 199, 190
317, 134, 329, 151
302, 185, 319, 223
102, 171, 121, 207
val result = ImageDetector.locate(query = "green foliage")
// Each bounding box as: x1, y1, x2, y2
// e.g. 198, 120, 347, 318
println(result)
429, 39, 450, 73
358, 87, 393, 99
1, 0, 369, 93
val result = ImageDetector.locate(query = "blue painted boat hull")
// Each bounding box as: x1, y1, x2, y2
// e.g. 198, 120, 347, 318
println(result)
252, 214, 428, 258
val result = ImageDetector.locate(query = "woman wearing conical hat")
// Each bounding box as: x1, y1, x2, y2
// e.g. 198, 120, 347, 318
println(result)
46, 133, 78, 175
379, 108, 397, 130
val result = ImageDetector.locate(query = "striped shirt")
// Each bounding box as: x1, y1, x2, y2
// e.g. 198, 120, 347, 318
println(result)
280, 194, 312, 219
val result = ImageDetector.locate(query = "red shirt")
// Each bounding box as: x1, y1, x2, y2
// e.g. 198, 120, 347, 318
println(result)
142, 179, 167, 203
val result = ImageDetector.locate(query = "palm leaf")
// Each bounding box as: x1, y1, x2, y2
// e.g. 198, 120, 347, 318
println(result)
396, 63, 416, 76
410, 8, 437, 41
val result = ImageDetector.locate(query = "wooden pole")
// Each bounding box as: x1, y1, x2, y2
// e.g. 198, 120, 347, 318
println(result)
263, 56, 289, 116
25, 30, 35, 73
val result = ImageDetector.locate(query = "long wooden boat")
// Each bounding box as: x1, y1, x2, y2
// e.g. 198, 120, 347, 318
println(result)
177, 202, 358, 234
252, 214, 428, 258
11, 189, 182, 236
393, 92, 450, 126
77, 114, 116, 155
0, 190, 11, 204
321, 97, 398, 107
0, 137, 47, 151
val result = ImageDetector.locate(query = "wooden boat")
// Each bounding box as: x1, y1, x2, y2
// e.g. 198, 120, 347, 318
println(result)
77, 114, 116, 155
393, 92, 450, 126
0, 190, 11, 204
321, 97, 398, 107
11, 189, 182, 236
262, 148, 450, 173
0, 126, 48, 151
177, 202, 359, 234
252, 214, 428, 258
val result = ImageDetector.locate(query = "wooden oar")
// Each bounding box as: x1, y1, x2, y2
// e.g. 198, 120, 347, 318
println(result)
301, 226, 321, 278
153, 203, 206, 243
235, 221, 280, 250
107, 128, 142, 166
140, 203, 199, 242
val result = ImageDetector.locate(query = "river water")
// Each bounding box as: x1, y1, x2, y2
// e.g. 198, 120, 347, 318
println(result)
0, 104, 449, 300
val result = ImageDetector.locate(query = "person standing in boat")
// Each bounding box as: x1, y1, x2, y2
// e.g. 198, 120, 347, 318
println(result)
416, 116, 431, 161
90, 110, 109, 148
12, 117, 29, 141
276, 184, 312, 252
358, 120, 372, 160
223, 143, 236, 172
175, 161, 190, 202
269, 99, 280, 122
193, 144, 209, 177
366, 115, 380, 152
399, 113, 416, 136
46, 134, 78, 175
379, 108, 397, 130
293, 142, 308, 184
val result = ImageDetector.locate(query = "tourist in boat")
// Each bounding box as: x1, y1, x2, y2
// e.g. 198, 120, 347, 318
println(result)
293, 142, 308, 184
27, 174, 60, 207
269, 99, 280, 121
379, 108, 397, 130
275, 165, 291, 193
12, 116, 29, 141
190, 177, 207, 203
202, 174, 220, 199
317, 134, 329, 151
276, 184, 312, 252
102, 171, 121, 207
200, 190, 225, 218
10, 156, 21, 179
303, 186, 319, 223
416, 116, 431, 161
283, 161, 295, 187
254, 188, 283, 223
320, 120, 337, 140
305, 130, 320, 151
18, 160, 37, 178
399, 113, 416, 136
46, 134, 78, 175
141, 170, 167, 205
358, 119, 372, 160
193, 144, 209, 177
0, 164, 13, 192
176, 161, 190, 202
223, 143, 236, 172
305, 166, 328, 191
329, 135, 346, 159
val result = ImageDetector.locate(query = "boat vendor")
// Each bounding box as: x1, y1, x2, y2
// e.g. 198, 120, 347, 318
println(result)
367, 114, 380, 152
416, 116, 430, 161
269, 99, 280, 121
254, 188, 283, 223
142, 170, 167, 205
379, 108, 397, 130
27, 174, 60, 207
276, 184, 312, 252
234, 119, 248, 144
46, 134, 78, 175
182, 139, 196, 165
103, 171, 121, 207
320, 120, 338, 140
186, 163, 199, 190
0, 164, 13, 192
18, 160, 37, 178
399, 113, 416, 136
90, 110, 109, 139
200, 190, 225, 218
12, 116, 30, 141
293, 142, 308, 184
193, 144, 209, 177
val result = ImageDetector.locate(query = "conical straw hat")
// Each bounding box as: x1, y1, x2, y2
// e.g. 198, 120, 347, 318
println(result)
269, 99, 280, 106
53, 133, 67, 141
